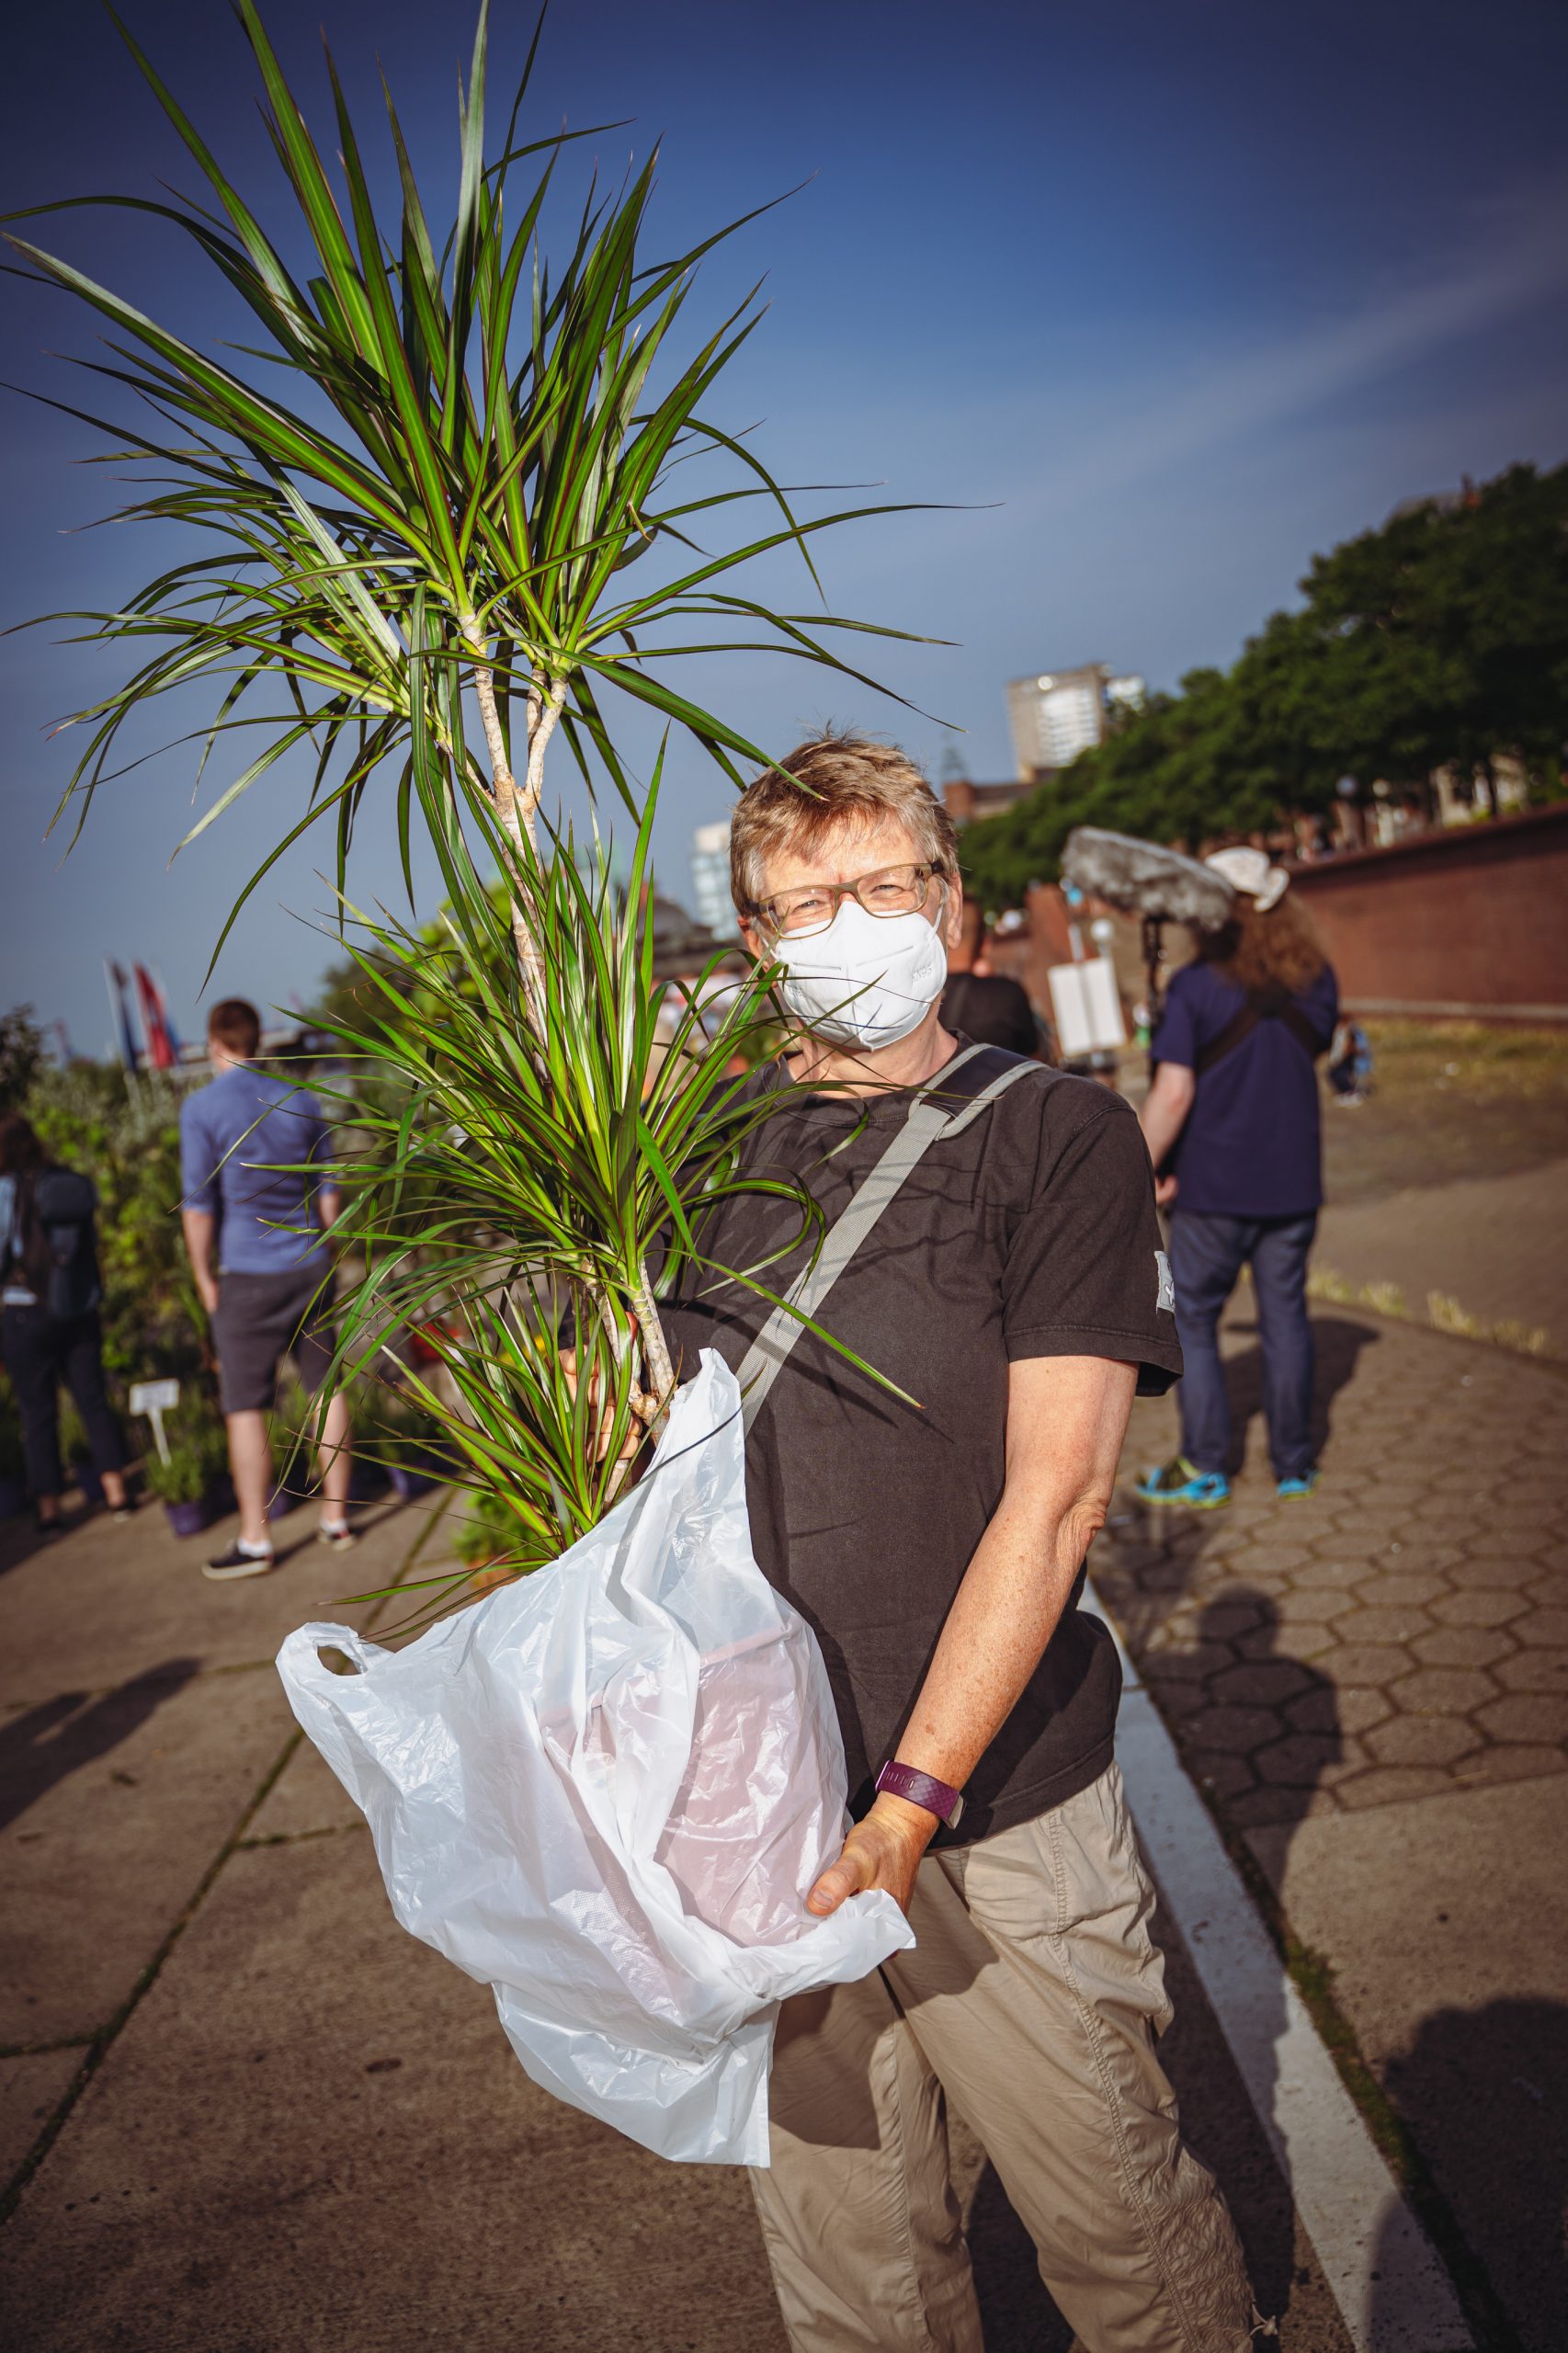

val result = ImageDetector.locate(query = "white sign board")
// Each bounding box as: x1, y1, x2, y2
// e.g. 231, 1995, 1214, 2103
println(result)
129, 1378, 182, 1465
130, 1380, 181, 1417
1047, 958, 1127, 1060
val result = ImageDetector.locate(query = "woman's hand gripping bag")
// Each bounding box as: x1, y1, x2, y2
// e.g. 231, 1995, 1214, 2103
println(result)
276, 1350, 912, 2165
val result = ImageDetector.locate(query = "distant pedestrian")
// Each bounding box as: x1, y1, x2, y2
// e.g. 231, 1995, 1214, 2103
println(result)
1327, 1017, 1372, 1105
938, 900, 1044, 1055
1135, 848, 1338, 1506
179, 999, 354, 1579
0, 1112, 132, 1534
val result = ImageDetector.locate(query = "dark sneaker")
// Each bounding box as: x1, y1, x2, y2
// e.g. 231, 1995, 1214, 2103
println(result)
316, 1520, 358, 1553
202, 1540, 277, 1582
1133, 1457, 1232, 1509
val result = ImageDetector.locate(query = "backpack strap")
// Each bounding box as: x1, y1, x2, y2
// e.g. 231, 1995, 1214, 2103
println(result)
735, 1045, 1041, 1433
1192, 995, 1324, 1077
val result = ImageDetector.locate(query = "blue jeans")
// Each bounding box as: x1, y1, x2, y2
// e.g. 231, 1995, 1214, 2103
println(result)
1167, 1211, 1318, 1480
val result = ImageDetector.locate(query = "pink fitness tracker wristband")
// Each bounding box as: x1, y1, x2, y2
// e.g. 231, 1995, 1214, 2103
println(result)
874, 1760, 965, 1830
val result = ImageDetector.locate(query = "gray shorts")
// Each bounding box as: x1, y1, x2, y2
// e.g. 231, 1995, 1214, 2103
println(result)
212, 1267, 336, 1415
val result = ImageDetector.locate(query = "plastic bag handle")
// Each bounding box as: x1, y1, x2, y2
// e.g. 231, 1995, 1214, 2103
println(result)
277, 1621, 381, 1688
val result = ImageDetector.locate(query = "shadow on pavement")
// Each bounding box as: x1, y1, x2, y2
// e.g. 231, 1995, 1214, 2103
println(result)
1374, 1997, 1568, 2353
0, 1657, 201, 1834
1221, 1312, 1381, 1479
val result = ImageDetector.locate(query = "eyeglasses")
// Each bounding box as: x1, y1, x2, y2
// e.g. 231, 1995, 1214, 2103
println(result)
751, 862, 945, 940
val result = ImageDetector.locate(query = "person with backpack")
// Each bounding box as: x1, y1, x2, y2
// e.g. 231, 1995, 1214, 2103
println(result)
0, 1112, 132, 1533
1136, 847, 1339, 1508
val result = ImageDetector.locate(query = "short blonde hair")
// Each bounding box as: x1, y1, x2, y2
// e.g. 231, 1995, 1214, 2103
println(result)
730, 733, 959, 914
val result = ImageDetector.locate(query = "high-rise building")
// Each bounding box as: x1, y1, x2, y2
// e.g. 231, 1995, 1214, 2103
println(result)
689, 818, 739, 939
1006, 664, 1145, 783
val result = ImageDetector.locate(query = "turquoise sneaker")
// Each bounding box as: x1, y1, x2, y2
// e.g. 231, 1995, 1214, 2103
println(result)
1277, 1470, 1320, 1501
1134, 1457, 1231, 1509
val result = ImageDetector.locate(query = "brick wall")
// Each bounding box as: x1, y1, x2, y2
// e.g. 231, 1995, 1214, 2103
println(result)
1288, 803, 1568, 1019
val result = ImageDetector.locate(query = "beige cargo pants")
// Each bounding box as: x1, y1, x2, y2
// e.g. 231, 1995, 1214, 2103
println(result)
749, 1764, 1259, 2353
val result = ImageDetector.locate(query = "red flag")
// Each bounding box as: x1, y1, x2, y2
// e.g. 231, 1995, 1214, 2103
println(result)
133, 964, 176, 1071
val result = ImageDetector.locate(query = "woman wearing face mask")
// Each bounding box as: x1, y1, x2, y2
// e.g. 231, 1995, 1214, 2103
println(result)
653, 737, 1256, 2353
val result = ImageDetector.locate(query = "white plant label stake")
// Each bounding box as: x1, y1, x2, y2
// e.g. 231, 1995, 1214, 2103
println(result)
129, 1378, 181, 1466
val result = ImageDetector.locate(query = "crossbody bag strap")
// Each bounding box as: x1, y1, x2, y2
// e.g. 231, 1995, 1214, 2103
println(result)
735, 1045, 1041, 1433
1192, 1001, 1260, 1076
1193, 995, 1325, 1078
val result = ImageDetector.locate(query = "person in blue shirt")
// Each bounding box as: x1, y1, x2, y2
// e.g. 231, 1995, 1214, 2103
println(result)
1135, 848, 1338, 1508
179, 998, 354, 1578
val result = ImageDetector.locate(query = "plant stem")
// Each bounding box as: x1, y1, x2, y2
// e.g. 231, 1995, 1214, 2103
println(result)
467, 629, 673, 1429
463, 624, 561, 1029
629, 1256, 677, 1425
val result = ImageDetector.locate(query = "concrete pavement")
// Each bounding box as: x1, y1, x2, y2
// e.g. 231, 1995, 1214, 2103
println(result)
1315, 1155, 1568, 1356
1096, 1296, 1568, 2353
0, 1476, 1364, 2350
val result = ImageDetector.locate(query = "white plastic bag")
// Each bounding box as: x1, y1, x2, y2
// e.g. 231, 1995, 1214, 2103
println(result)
277, 1350, 912, 2165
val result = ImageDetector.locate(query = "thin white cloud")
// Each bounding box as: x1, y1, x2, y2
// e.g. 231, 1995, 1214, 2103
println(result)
1028, 176, 1568, 515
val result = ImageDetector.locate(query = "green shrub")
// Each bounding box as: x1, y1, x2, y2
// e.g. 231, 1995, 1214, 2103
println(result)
143, 1396, 229, 1504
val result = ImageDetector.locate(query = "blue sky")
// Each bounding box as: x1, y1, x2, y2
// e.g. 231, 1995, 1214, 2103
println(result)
4, 0, 1566, 1054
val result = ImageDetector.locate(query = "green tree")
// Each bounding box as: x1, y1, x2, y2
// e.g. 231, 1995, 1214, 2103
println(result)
0, 1007, 47, 1113
961, 461, 1568, 906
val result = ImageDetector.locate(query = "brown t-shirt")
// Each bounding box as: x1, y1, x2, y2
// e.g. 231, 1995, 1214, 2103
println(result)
656, 1053, 1182, 1845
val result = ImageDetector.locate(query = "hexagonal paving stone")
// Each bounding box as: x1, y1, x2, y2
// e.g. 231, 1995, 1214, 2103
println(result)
1474, 1692, 1568, 1745
1524, 1573, 1568, 1607
1391, 1665, 1498, 1714
1237, 1621, 1339, 1664
1208, 1659, 1313, 1708
1365, 1716, 1479, 1768
1290, 1685, 1392, 1735
1515, 1608, 1568, 1647
1494, 1649, 1568, 1694
1411, 1624, 1516, 1670
1334, 1605, 1437, 1645
1141, 1642, 1236, 1683
1449, 1552, 1543, 1590
1172, 1599, 1271, 1637
1284, 1687, 1337, 1735
1179, 1705, 1284, 1754
1468, 1529, 1553, 1567
1269, 1586, 1357, 1626
1226, 1545, 1318, 1579
1431, 1587, 1529, 1629
1453, 1744, 1568, 1790
1325, 1643, 1415, 1686
1335, 1765, 1454, 1811
1352, 1571, 1452, 1610
1253, 1733, 1346, 1787
1297, 1567, 1377, 1601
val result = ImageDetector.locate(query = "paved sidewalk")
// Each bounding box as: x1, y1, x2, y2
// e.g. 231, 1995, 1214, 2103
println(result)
1315, 1155, 1568, 1356
0, 1478, 1359, 2350
1096, 1299, 1568, 2353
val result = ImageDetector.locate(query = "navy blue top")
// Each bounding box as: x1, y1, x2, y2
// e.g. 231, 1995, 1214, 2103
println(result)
179, 1065, 334, 1275
1153, 958, 1338, 1218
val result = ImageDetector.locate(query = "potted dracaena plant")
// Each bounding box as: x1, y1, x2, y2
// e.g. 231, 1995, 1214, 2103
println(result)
6, 1, 937, 1618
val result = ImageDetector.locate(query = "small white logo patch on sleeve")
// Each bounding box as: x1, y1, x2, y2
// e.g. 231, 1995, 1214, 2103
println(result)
1155, 1250, 1176, 1313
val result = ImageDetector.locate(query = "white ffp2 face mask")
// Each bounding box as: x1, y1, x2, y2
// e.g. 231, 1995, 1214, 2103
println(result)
771, 895, 949, 1049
